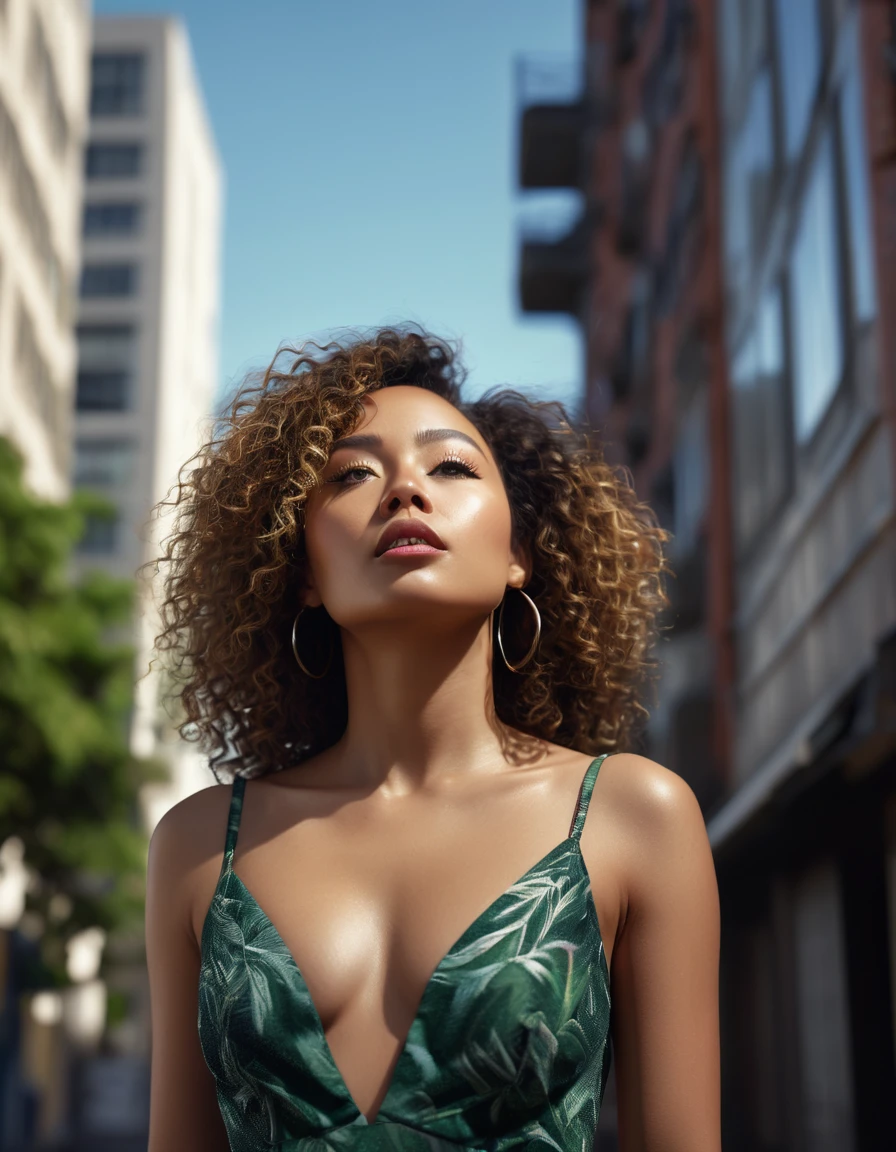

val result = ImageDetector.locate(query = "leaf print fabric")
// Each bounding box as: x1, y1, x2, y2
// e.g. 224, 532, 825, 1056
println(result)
198, 754, 612, 1151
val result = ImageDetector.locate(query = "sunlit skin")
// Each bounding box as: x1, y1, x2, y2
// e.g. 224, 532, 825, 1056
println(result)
300, 385, 530, 786
145, 385, 721, 1152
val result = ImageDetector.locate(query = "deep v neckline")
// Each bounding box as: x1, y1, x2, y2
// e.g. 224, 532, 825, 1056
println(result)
214, 836, 601, 1125
202, 754, 608, 1127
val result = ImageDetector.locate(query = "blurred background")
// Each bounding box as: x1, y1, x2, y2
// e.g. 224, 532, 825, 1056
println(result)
1, 0, 895, 1148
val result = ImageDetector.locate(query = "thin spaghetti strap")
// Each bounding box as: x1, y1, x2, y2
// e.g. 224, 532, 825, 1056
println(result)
223, 775, 247, 865
569, 754, 608, 841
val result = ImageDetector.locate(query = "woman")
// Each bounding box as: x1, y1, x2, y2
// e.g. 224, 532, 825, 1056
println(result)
145, 329, 720, 1151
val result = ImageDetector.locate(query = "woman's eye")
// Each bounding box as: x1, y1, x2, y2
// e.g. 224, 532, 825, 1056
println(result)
432, 459, 480, 478
330, 465, 375, 485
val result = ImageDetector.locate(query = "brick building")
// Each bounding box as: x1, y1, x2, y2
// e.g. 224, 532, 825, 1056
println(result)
517, 1, 896, 1147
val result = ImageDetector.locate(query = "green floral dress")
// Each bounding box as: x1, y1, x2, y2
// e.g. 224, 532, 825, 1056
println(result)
198, 754, 612, 1150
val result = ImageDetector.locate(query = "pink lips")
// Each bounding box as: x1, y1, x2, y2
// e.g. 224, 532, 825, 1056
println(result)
379, 542, 443, 557
375, 518, 447, 557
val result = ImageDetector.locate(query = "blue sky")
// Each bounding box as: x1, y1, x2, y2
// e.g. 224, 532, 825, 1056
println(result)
94, 0, 583, 411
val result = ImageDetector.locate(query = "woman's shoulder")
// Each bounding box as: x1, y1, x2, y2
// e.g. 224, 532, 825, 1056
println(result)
597, 751, 712, 897
146, 778, 241, 945
599, 751, 701, 823
148, 778, 236, 861
548, 744, 698, 823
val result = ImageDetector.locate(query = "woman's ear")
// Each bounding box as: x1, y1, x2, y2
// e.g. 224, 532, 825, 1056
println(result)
507, 540, 532, 590
302, 574, 324, 609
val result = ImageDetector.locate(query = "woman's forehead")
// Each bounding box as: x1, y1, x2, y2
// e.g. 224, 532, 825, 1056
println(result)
353, 386, 478, 440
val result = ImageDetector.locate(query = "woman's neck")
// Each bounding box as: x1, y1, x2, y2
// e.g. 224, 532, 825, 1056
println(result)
330, 614, 515, 791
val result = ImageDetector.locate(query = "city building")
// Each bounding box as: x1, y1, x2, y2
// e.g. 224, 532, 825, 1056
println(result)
0, 0, 91, 501
709, 1, 896, 1146
66, 15, 222, 1145
518, 0, 728, 811
517, 0, 896, 1147
519, 5, 726, 1147
74, 13, 222, 809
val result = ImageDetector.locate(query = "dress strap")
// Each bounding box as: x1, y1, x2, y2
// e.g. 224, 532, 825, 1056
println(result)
569, 754, 608, 841
223, 775, 247, 864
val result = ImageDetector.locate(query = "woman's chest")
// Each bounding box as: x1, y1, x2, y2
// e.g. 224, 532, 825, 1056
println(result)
199, 827, 613, 1129
195, 782, 621, 1031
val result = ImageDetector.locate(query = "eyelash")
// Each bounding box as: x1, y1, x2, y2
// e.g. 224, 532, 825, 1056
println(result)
328, 453, 481, 486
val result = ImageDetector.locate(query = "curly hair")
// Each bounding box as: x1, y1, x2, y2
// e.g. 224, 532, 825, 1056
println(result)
145, 327, 670, 779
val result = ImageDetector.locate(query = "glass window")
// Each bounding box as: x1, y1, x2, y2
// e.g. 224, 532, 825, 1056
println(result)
732, 331, 761, 546
673, 388, 708, 556
83, 202, 141, 236
76, 325, 135, 411
80, 263, 137, 297
774, 0, 823, 161
719, 0, 768, 120
731, 283, 790, 549
77, 511, 120, 555
74, 438, 134, 489
74, 433, 132, 483
90, 53, 145, 116
724, 68, 775, 310
839, 13, 876, 325
755, 287, 790, 516
73, 438, 133, 555
76, 372, 129, 411
85, 143, 142, 179
790, 129, 844, 442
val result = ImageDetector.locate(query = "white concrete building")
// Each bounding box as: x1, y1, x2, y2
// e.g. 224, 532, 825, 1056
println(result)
0, 0, 91, 501
73, 15, 223, 822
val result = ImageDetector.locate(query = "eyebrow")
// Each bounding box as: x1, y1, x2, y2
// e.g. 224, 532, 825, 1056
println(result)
330, 428, 486, 458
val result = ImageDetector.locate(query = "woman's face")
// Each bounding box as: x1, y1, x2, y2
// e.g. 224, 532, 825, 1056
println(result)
302, 385, 528, 630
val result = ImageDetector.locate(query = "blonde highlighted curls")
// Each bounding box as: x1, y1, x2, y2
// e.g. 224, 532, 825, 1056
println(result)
145, 327, 670, 779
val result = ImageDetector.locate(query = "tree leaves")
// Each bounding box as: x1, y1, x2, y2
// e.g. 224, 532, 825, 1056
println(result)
0, 436, 160, 982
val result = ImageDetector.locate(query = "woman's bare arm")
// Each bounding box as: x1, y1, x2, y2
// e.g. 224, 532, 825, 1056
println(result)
145, 787, 232, 1152
606, 754, 721, 1152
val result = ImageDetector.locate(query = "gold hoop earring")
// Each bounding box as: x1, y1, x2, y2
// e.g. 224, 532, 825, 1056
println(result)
496, 587, 541, 672
291, 607, 333, 679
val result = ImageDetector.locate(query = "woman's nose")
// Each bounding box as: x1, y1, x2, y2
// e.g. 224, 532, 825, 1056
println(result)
379, 477, 433, 518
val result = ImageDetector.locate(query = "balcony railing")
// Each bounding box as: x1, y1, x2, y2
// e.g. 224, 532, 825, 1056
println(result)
516, 49, 609, 191
517, 206, 592, 316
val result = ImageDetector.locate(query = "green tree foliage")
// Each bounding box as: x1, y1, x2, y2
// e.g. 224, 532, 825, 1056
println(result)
0, 436, 165, 984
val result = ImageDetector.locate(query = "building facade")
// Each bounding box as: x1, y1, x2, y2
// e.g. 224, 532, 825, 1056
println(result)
66, 18, 222, 1144
73, 14, 223, 814
517, 0, 896, 1147
0, 0, 91, 501
518, 0, 730, 812
709, 1, 896, 1147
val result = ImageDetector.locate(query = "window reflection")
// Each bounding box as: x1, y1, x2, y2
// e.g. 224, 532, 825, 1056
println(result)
80, 262, 138, 297
73, 438, 135, 555
789, 129, 844, 442
724, 68, 774, 312
773, 0, 822, 161
673, 388, 707, 557
731, 285, 789, 550
76, 325, 136, 411
83, 202, 142, 237
755, 288, 789, 518
90, 53, 145, 117
839, 13, 876, 325
719, 0, 768, 120
85, 143, 142, 179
